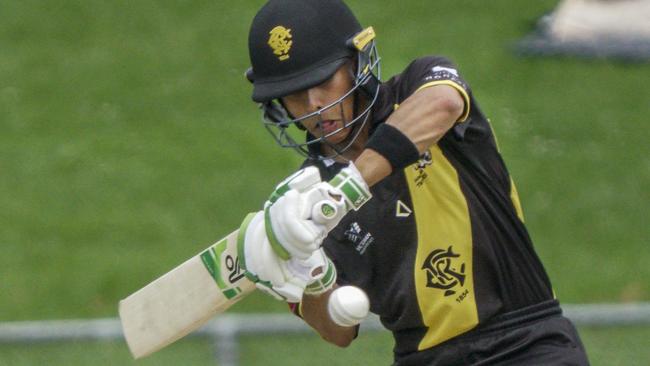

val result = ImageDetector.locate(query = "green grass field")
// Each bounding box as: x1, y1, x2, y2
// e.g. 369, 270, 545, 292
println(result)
1, 0, 649, 364
1, 326, 649, 365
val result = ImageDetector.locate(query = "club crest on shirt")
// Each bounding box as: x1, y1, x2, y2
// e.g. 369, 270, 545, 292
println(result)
344, 222, 374, 255
421, 245, 466, 297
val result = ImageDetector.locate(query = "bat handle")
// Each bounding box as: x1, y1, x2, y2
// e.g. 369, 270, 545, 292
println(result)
311, 200, 339, 225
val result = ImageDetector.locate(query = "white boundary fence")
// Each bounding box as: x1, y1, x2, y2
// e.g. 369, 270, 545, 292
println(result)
1, 303, 649, 365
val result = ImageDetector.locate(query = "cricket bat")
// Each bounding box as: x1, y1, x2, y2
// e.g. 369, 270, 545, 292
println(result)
119, 229, 256, 359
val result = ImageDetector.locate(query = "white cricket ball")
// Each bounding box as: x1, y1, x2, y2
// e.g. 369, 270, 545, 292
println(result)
327, 286, 370, 327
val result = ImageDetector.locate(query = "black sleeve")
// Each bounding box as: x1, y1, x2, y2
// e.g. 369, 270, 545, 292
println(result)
395, 56, 471, 123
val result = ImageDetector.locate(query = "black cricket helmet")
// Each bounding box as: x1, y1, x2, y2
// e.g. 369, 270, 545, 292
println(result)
246, 0, 381, 160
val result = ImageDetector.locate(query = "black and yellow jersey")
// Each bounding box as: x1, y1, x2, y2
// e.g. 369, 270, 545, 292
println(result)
302, 56, 556, 359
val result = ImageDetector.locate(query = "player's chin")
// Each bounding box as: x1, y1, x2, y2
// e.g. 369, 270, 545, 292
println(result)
323, 129, 350, 145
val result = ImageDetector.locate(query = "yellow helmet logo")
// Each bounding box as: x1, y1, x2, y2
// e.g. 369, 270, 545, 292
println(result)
268, 26, 292, 61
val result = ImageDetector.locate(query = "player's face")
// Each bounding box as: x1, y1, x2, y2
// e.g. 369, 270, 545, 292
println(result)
281, 65, 355, 145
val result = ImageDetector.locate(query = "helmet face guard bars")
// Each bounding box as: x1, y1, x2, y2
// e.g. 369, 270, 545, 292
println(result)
259, 28, 381, 160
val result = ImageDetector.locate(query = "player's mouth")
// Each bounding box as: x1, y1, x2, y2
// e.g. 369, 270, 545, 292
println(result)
319, 119, 340, 135
320, 119, 352, 145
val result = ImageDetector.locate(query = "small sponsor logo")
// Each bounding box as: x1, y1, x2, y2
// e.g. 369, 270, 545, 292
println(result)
424, 66, 466, 89
344, 222, 374, 255
200, 239, 245, 299
396, 200, 412, 218
414, 151, 433, 187
225, 254, 245, 284
432, 66, 459, 76
421, 245, 466, 297
320, 202, 336, 219
345, 222, 362, 243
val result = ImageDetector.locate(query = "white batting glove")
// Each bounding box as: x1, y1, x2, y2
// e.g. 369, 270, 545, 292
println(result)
237, 211, 336, 303
327, 163, 373, 212
265, 164, 372, 260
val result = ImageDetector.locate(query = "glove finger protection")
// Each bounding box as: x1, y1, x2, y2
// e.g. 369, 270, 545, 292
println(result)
265, 163, 372, 260
267, 189, 326, 255
237, 211, 336, 303
291, 248, 337, 296
266, 184, 346, 260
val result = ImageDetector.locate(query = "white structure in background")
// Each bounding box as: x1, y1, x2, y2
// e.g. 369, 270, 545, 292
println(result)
517, 0, 650, 60
549, 0, 650, 42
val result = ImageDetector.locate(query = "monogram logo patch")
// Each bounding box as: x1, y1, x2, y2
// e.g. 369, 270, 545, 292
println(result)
421, 245, 466, 297
268, 25, 292, 61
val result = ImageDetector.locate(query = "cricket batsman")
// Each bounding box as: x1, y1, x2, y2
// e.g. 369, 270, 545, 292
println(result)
237, 0, 591, 364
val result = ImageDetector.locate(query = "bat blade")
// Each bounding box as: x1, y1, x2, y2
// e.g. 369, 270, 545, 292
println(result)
119, 230, 256, 359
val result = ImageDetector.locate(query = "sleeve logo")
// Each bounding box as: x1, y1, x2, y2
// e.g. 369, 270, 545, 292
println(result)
423, 66, 467, 91
431, 66, 459, 76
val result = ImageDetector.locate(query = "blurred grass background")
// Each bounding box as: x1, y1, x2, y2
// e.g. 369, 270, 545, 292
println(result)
1, 0, 648, 364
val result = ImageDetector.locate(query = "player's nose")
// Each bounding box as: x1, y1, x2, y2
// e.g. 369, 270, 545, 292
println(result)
306, 87, 327, 111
